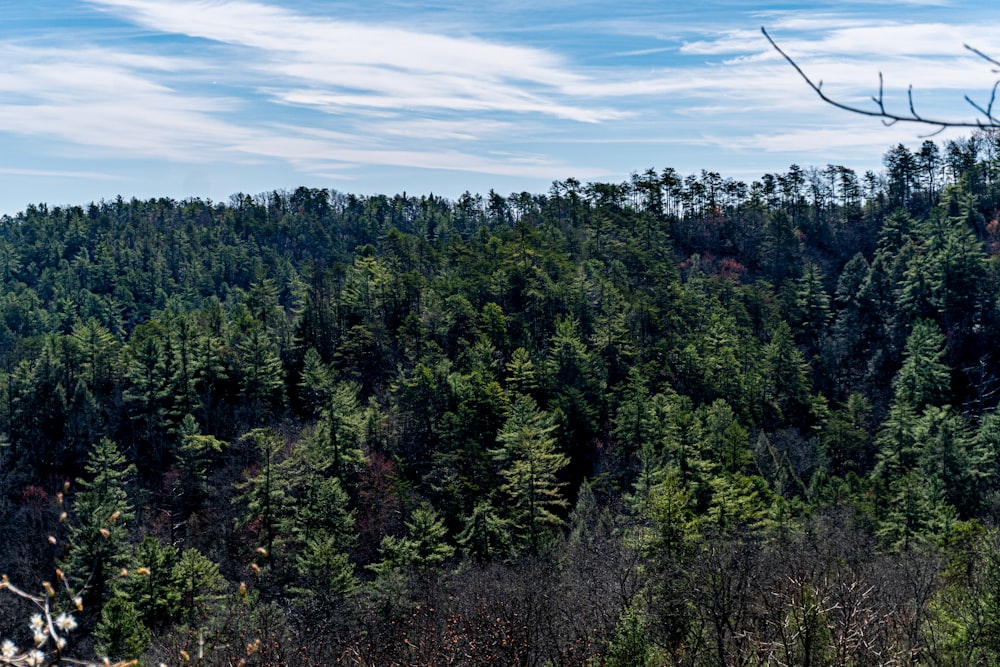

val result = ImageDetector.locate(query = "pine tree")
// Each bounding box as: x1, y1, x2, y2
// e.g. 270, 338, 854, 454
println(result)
172, 548, 228, 627
126, 536, 180, 631
505, 347, 539, 396
316, 381, 365, 480
457, 500, 511, 562
63, 437, 136, 615
235, 318, 284, 423
234, 428, 288, 559
492, 394, 569, 554
293, 535, 356, 600
94, 597, 150, 662
894, 319, 951, 410
370, 502, 454, 575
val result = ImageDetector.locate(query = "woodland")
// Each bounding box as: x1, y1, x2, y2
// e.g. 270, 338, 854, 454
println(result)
3, 133, 1000, 665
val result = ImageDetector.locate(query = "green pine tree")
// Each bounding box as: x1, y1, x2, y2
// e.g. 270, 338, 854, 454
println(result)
492, 394, 569, 554
63, 437, 136, 615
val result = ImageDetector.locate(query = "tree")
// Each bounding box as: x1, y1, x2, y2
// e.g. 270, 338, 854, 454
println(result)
94, 597, 150, 662
370, 502, 455, 575
172, 547, 228, 628
314, 381, 365, 480
126, 536, 181, 631
894, 320, 950, 410
293, 534, 356, 601
761, 321, 815, 426
876, 470, 955, 550
505, 347, 539, 396
761, 209, 801, 282
457, 500, 512, 563
605, 605, 651, 667
173, 414, 225, 519
63, 437, 136, 614
791, 262, 830, 355
234, 428, 288, 559
234, 318, 284, 423
491, 394, 570, 554
820, 393, 872, 476
123, 328, 170, 467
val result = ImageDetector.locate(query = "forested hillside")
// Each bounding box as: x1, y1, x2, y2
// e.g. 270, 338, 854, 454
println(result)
5, 134, 1000, 665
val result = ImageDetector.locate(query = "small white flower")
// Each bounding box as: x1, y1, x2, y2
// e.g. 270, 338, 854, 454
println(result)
1, 639, 18, 658
26, 649, 45, 666
28, 614, 44, 632
33, 630, 46, 646
55, 635, 67, 649
55, 612, 77, 633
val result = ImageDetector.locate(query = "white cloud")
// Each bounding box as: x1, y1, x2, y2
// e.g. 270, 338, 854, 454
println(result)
82, 0, 614, 121
0, 167, 118, 180
0, 27, 605, 183
0, 45, 249, 160
4, 0, 999, 214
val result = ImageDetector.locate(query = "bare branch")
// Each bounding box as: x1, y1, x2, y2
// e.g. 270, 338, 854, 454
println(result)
965, 43, 1000, 71
762, 27, 1000, 131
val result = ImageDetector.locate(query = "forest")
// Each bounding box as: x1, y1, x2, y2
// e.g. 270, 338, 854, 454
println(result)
3, 133, 1000, 665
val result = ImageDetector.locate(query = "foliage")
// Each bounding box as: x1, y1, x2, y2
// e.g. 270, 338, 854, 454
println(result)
5, 139, 1000, 662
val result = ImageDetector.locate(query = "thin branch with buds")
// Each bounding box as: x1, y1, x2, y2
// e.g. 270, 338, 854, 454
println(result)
1, 572, 133, 667
761, 27, 1000, 135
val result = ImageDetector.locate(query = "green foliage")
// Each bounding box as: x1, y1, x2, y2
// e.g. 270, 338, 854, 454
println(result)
234, 428, 288, 557
820, 392, 872, 476
303, 380, 366, 480
172, 547, 228, 627
894, 319, 950, 409
457, 500, 512, 562
127, 536, 181, 630
492, 394, 569, 554
371, 502, 455, 575
293, 535, 356, 600
7, 142, 1000, 664
876, 470, 956, 550
63, 437, 136, 612
605, 605, 650, 667
94, 597, 150, 662
636, 470, 699, 557
235, 319, 284, 421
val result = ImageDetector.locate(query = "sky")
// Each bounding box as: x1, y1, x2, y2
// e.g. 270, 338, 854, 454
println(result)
2, 0, 1000, 216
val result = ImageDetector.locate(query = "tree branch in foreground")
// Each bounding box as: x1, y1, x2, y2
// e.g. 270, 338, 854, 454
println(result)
761, 26, 1000, 135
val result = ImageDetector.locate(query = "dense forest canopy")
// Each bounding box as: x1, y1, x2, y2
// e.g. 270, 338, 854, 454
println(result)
5, 133, 1000, 665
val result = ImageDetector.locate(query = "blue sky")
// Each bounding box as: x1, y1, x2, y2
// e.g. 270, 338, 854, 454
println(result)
2, 0, 1000, 216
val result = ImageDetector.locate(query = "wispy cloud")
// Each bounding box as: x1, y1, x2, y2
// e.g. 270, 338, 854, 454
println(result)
0, 44, 248, 160
0, 0, 668, 189
3, 0, 1000, 217
0, 167, 119, 180
83, 0, 624, 121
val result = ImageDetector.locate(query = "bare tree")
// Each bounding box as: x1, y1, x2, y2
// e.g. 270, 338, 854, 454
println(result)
762, 27, 1000, 135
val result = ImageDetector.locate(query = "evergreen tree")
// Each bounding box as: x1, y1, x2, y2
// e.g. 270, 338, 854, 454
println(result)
894, 320, 950, 410
492, 394, 570, 554
315, 381, 365, 480
235, 318, 284, 423
94, 597, 150, 662
792, 262, 831, 354
172, 547, 228, 627
234, 428, 288, 559
606, 605, 651, 667
63, 437, 136, 614
370, 502, 454, 575
457, 500, 511, 562
293, 534, 356, 600
126, 536, 180, 631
